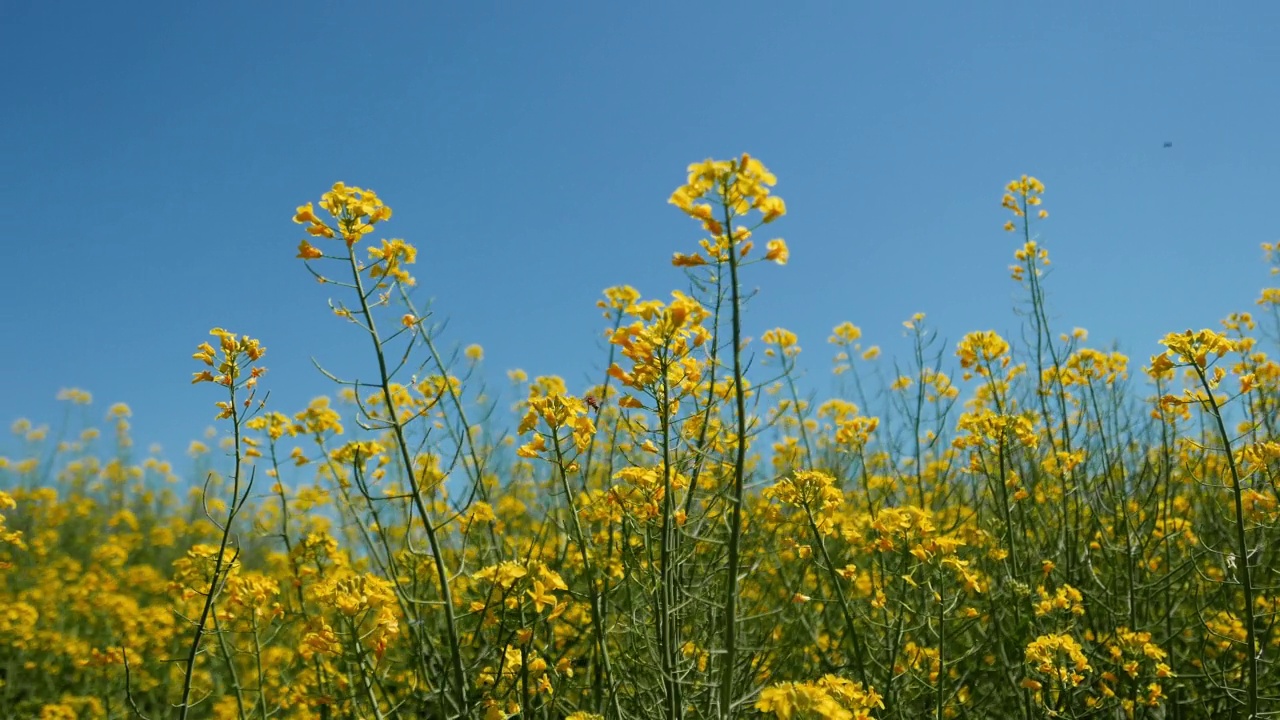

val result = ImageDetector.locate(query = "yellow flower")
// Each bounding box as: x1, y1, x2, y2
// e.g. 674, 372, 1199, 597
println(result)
473, 561, 529, 591
293, 202, 321, 225
191, 329, 266, 395
762, 328, 801, 358
296, 240, 324, 259
757, 676, 883, 720
516, 434, 546, 459
526, 580, 557, 613
38, 704, 78, 720
366, 238, 417, 285
295, 396, 344, 436
759, 195, 787, 222
956, 330, 1011, 376
765, 238, 789, 265
829, 322, 861, 344
1025, 633, 1092, 687
672, 252, 708, 267
300, 620, 343, 660
764, 470, 845, 534
303, 183, 393, 246
671, 155, 785, 236
56, 388, 93, 405
293, 202, 337, 240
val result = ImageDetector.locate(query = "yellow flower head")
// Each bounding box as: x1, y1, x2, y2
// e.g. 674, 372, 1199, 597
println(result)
295, 183, 392, 248
670, 154, 785, 239
191, 329, 267, 416
1001, 174, 1046, 231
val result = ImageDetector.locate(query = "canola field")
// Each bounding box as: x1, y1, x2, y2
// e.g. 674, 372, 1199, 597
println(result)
1, 157, 1277, 718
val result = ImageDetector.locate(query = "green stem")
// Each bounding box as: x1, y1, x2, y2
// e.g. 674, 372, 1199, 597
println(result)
804, 507, 868, 685
1193, 365, 1259, 718
345, 245, 468, 716
551, 433, 622, 718
718, 196, 748, 720
179, 381, 247, 719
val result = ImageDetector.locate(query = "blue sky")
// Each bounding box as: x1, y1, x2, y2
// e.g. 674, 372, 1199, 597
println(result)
2, 2, 1278, 471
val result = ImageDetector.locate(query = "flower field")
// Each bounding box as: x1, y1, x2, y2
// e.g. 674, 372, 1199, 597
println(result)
1, 157, 1277, 718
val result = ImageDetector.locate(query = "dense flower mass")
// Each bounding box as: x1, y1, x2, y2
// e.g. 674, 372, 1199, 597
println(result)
1, 165, 1277, 720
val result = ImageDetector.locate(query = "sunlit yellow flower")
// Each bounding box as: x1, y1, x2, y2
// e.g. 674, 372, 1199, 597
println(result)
296, 240, 324, 259
765, 238, 789, 264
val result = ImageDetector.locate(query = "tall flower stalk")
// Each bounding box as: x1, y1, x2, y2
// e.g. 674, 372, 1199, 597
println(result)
669, 154, 788, 718
295, 187, 469, 715
180, 329, 267, 719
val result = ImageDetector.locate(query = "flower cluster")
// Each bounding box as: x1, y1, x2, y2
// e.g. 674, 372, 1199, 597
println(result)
190, 328, 266, 391
669, 154, 789, 266
1002, 173, 1047, 232
294, 182, 393, 252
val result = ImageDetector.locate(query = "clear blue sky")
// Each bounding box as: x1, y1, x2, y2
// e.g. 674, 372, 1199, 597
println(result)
3, 2, 1278, 470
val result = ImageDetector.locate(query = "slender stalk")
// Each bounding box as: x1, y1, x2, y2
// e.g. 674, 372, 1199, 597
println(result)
250, 613, 270, 720
179, 379, 249, 719
212, 612, 248, 720
344, 245, 468, 715
718, 195, 749, 719
803, 507, 868, 685
657, 361, 683, 720
1192, 365, 1259, 718
935, 587, 946, 720
551, 433, 622, 718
